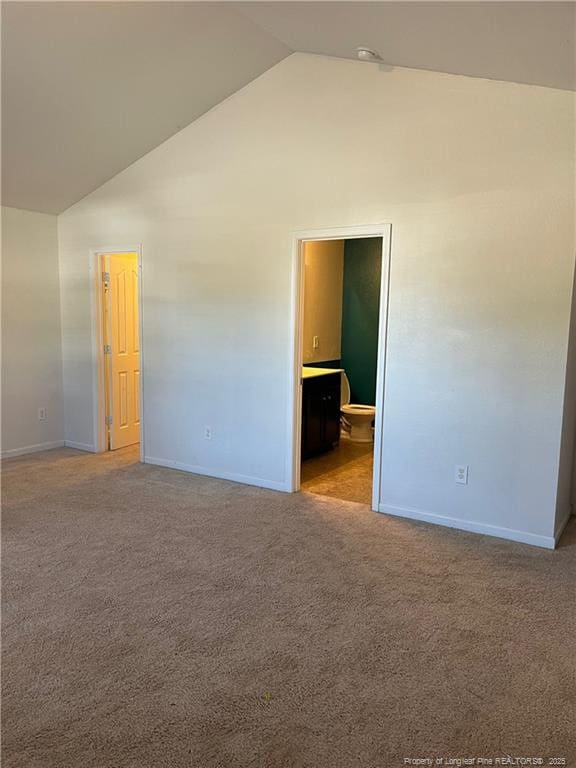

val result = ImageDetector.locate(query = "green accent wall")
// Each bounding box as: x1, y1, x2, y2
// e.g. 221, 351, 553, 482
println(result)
341, 238, 382, 404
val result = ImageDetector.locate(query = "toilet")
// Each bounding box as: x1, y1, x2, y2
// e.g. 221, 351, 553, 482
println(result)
340, 372, 376, 443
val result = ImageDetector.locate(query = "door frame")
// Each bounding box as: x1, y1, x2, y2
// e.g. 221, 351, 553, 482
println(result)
89, 245, 144, 459
287, 224, 392, 510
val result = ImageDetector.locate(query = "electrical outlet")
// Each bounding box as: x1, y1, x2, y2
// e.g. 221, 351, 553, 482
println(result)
38, 407, 47, 421
455, 464, 469, 485
313, 335, 319, 349
204, 426, 212, 440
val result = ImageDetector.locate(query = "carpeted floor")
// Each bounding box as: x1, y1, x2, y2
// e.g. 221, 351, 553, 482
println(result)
2, 446, 576, 768
301, 434, 373, 505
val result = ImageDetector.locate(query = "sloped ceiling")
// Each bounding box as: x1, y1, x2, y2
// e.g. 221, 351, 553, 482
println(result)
2, 1, 574, 215
240, 1, 576, 91
1, 2, 291, 214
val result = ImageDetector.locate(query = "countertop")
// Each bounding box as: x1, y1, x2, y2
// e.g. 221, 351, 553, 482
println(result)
302, 366, 343, 380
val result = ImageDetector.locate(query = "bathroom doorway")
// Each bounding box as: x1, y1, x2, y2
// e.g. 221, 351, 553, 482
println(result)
289, 225, 391, 510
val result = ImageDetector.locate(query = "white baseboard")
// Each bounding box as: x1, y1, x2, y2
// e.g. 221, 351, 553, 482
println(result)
377, 503, 556, 550
1, 440, 65, 459
143, 455, 290, 493
64, 441, 96, 452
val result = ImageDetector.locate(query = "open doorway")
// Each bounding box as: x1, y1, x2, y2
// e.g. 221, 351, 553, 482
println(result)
290, 226, 391, 510
98, 251, 141, 451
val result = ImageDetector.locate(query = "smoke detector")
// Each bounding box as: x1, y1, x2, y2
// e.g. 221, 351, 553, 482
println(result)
356, 46, 381, 62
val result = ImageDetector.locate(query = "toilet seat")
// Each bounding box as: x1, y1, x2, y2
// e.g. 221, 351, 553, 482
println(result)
340, 373, 375, 414
341, 371, 351, 407
340, 372, 376, 442
341, 403, 376, 416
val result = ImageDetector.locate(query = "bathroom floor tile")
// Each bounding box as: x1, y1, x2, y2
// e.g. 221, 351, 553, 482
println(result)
300, 434, 373, 505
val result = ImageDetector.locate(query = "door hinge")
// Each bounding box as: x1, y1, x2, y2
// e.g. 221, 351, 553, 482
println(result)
102, 271, 110, 283
103, 344, 112, 354
105, 415, 113, 427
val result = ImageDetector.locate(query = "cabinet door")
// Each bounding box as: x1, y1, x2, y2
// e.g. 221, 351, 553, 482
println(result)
323, 385, 341, 447
302, 384, 325, 457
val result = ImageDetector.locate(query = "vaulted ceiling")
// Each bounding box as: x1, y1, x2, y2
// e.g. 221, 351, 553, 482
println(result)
2, 1, 574, 215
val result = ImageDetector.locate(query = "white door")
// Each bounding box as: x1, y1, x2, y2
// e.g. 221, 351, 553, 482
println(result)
103, 253, 140, 449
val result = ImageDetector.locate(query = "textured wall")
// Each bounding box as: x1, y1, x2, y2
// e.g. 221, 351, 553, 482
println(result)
58, 53, 575, 544
341, 238, 382, 405
1, 206, 64, 456
302, 240, 344, 364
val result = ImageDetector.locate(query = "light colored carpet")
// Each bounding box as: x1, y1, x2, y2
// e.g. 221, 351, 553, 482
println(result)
301, 434, 373, 505
2, 446, 576, 767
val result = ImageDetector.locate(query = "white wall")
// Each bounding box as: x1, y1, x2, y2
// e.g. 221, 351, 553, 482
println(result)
559, 264, 576, 533
58, 54, 575, 546
556, 265, 576, 536
1, 206, 64, 456
302, 240, 344, 364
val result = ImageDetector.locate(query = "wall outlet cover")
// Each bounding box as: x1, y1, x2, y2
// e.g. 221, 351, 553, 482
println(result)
455, 464, 469, 484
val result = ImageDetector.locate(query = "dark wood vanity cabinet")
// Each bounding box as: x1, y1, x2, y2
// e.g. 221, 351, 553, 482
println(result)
301, 372, 341, 460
